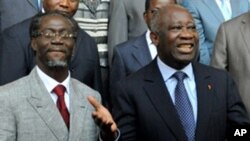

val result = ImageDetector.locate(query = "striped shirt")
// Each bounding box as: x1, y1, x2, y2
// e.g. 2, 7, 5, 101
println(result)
74, 0, 110, 67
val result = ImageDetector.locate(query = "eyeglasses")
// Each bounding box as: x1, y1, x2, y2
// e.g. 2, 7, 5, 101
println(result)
35, 31, 77, 41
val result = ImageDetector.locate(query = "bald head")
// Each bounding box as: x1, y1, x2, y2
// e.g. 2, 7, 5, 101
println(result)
144, 0, 177, 28
150, 5, 191, 34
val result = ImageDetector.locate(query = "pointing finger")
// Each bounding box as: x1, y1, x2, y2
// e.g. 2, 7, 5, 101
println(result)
87, 96, 101, 110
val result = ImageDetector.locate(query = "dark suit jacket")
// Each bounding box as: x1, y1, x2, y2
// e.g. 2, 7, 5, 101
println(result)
107, 0, 147, 65
110, 33, 152, 87
0, 18, 102, 94
0, 0, 39, 31
111, 59, 250, 141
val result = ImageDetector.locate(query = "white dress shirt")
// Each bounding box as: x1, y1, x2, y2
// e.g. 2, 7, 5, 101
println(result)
146, 30, 157, 59
36, 66, 71, 111
157, 57, 198, 122
215, 0, 232, 21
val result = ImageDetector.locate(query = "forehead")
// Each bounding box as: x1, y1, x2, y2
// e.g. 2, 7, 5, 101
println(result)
39, 15, 73, 30
165, 8, 194, 24
150, 0, 175, 8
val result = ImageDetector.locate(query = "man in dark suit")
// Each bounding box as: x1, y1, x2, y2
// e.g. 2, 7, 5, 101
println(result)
110, 0, 176, 88
108, 0, 147, 65
0, 0, 103, 100
0, 11, 118, 141
111, 5, 250, 141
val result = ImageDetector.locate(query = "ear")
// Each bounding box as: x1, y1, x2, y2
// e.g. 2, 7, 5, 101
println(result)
143, 12, 148, 22
150, 31, 160, 46
31, 38, 38, 52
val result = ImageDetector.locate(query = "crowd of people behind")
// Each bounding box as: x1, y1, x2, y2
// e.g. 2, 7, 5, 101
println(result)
1, 0, 250, 141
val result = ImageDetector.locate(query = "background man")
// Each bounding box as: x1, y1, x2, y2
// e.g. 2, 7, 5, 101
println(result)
211, 11, 250, 116
181, 0, 249, 65
107, 0, 147, 65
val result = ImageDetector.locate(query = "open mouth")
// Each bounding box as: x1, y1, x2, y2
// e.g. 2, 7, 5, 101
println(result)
177, 44, 194, 53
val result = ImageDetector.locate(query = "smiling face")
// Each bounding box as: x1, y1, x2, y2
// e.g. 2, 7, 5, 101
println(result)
151, 5, 199, 69
31, 14, 76, 71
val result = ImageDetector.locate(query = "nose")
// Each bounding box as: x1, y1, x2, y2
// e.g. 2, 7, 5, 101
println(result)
51, 35, 64, 44
179, 28, 195, 39
59, 0, 70, 9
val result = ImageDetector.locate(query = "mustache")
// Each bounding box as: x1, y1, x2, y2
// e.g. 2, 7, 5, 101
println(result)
46, 46, 69, 54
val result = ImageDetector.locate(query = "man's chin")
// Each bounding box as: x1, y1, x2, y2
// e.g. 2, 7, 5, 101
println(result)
46, 60, 68, 68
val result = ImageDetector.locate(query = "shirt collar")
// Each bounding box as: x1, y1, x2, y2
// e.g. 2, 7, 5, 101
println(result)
146, 29, 158, 59
36, 66, 71, 94
157, 57, 195, 81
146, 29, 152, 45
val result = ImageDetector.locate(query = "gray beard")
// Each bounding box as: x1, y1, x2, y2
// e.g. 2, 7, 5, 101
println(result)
46, 60, 68, 68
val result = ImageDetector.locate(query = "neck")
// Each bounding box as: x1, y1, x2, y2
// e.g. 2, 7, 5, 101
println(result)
37, 63, 69, 83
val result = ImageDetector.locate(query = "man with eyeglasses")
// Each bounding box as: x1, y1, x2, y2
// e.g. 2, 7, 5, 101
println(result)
0, 11, 119, 141
0, 0, 104, 104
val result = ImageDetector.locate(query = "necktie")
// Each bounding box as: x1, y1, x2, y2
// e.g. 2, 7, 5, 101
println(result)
220, 0, 231, 21
173, 72, 195, 141
53, 85, 70, 129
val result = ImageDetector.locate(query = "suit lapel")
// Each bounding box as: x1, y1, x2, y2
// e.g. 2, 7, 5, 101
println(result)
143, 60, 187, 141
131, 33, 152, 66
26, 69, 69, 141
68, 80, 88, 141
27, 0, 39, 10
240, 13, 250, 54
203, 0, 224, 22
192, 63, 213, 141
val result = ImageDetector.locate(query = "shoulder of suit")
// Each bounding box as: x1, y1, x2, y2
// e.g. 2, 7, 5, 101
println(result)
193, 62, 229, 77
230, 12, 249, 25
0, 76, 30, 96
2, 18, 31, 38
115, 34, 144, 50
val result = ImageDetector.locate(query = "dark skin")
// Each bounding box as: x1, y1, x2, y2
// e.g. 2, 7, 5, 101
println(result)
150, 5, 199, 70
31, 15, 73, 82
144, 0, 176, 27
31, 14, 118, 140
42, 0, 79, 16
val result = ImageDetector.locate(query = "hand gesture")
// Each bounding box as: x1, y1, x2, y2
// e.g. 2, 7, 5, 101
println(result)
87, 96, 118, 140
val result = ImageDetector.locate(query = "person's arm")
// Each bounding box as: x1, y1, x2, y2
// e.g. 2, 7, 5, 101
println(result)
111, 80, 137, 141
225, 72, 250, 140
87, 96, 119, 141
109, 46, 127, 97
210, 24, 228, 70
